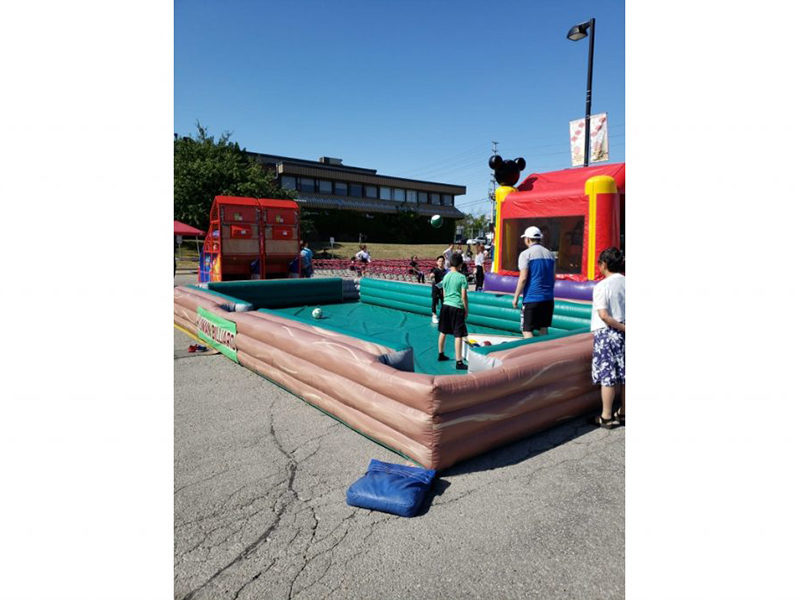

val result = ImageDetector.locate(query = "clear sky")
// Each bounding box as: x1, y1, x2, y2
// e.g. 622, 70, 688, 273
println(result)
174, 0, 625, 218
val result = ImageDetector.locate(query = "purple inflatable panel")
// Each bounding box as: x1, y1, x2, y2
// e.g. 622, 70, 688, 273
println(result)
483, 272, 596, 301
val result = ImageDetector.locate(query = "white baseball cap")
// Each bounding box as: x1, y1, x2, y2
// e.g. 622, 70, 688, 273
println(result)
521, 226, 542, 240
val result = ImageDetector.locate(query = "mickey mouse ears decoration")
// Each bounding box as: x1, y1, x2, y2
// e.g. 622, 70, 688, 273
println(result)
489, 155, 527, 187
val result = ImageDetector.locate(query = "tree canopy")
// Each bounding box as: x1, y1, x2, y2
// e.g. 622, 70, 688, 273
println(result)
174, 123, 295, 230
457, 212, 492, 239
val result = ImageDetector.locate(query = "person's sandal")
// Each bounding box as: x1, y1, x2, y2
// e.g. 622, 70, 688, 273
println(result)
613, 408, 625, 426
591, 415, 618, 429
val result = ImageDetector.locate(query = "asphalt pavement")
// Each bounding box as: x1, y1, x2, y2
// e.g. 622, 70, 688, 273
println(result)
174, 273, 624, 599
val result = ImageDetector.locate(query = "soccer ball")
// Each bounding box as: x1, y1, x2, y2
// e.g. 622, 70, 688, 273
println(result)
312, 307, 323, 319
430, 214, 443, 229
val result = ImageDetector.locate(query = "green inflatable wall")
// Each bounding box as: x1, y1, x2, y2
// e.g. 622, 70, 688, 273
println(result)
207, 278, 344, 309
359, 278, 592, 336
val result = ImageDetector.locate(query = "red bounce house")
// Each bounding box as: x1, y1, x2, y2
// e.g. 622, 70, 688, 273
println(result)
486, 163, 624, 300
199, 196, 300, 282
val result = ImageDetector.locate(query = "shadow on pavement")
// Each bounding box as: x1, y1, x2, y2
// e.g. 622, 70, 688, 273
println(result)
438, 415, 602, 478
415, 478, 452, 517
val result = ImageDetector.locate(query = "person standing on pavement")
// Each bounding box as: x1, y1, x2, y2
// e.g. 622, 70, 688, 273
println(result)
512, 226, 556, 338
474, 244, 486, 291
590, 247, 626, 428
300, 241, 314, 278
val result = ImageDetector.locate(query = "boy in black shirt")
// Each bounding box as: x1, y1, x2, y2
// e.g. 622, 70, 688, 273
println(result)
429, 255, 446, 324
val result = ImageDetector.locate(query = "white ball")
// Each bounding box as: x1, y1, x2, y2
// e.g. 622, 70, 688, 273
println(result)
312, 307, 323, 319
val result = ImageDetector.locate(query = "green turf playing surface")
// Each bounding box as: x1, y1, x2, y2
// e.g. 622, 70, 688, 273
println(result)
270, 300, 524, 376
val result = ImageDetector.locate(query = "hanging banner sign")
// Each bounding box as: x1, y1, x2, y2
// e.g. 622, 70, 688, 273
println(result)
569, 113, 609, 166
196, 307, 238, 362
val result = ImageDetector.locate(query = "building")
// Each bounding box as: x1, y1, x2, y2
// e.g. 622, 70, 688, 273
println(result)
247, 152, 466, 243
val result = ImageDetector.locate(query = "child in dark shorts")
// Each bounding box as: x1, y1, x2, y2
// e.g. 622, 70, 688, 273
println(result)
437, 253, 469, 371
429, 255, 446, 323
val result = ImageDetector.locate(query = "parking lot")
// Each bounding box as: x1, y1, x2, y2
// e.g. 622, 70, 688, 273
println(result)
174, 273, 624, 599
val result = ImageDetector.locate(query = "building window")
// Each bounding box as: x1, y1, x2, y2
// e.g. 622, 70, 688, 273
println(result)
392, 188, 405, 202
318, 179, 332, 194
431, 193, 441, 205
419, 191, 428, 204
407, 190, 417, 203
281, 176, 297, 191
365, 185, 378, 199
334, 181, 347, 196
380, 186, 392, 200
349, 183, 363, 198
443, 194, 453, 206
300, 178, 315, 193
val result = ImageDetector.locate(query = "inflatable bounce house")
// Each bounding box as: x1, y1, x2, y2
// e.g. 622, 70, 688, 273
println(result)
199, 196, 300, 283
487, 160, 625, 301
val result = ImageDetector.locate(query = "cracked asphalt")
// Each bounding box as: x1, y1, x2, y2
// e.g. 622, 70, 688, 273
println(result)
174, 274, 625, 599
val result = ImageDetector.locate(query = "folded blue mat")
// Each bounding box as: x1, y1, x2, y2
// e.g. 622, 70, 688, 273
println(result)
346, 459, 437, 518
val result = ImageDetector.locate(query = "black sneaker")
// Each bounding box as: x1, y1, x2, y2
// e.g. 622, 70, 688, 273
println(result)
456, 361, 468, 370
438, 353, 449, 361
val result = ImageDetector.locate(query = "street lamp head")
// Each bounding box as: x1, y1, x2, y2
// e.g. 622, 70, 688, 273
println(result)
567, 19, 593, 41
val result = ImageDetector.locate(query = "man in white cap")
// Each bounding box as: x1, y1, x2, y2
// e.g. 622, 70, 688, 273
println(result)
512, 226, 556, 338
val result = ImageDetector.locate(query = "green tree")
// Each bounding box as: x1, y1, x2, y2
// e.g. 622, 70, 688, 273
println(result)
174, 122, 295, 230
457, 212, 491, 239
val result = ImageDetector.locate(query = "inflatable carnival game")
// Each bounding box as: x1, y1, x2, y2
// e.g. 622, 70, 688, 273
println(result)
486, 161, 625, 300
199, 196, 300, 283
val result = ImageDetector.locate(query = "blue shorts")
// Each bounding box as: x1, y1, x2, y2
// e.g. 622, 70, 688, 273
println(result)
591, 328, 625, 386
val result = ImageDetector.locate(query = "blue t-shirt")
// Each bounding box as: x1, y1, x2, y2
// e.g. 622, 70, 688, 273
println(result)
518, 244, 555, 302
300, 247, 313, 267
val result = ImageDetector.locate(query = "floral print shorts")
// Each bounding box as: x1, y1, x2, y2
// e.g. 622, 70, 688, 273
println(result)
592, 328, 625, 386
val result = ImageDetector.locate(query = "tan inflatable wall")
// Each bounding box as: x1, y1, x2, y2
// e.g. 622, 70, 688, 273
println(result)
175, 285, 598, 470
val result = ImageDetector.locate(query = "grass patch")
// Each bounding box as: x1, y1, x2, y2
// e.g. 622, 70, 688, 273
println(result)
176, 240, 458, 262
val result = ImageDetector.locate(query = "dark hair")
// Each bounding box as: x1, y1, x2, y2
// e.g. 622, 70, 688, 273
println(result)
450, 253, 464, 268
436, 255, 445, 261
598, 247, 624, 273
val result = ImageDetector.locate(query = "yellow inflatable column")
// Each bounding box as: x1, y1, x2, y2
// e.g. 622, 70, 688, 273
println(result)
584, 175, 617, 280
491, 185, 516, 273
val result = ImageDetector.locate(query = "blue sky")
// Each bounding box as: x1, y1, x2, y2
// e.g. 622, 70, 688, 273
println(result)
175, 0, 625, 218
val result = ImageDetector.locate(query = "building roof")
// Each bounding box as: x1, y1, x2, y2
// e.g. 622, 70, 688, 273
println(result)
248, 152, 467, 196
247, 151, 466, 219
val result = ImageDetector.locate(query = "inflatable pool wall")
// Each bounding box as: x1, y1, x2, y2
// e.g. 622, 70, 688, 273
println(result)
174, 278, 598, 470
483, 271, 597, 301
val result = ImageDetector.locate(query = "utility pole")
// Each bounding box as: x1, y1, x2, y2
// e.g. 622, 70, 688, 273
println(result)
489, 141, 498, 233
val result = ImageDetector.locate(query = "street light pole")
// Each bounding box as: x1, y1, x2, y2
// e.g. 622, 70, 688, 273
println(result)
568, 18, 596, 167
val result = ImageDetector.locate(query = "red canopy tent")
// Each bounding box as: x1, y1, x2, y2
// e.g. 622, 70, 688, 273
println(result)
174, 220, 205, 236
174, 220, 205, 273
